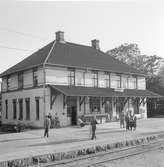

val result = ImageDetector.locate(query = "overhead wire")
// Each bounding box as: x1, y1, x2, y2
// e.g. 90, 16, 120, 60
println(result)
0, 27, 52, 52
0, 45, 35, 52
0, 27, 50, 41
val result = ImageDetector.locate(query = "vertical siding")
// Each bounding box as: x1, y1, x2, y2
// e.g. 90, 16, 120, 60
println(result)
37, 67, 44, 86
9, 74, 18, 90
23, 69, 33, 88
45, 67, 69, 85
2, 78, 7, 92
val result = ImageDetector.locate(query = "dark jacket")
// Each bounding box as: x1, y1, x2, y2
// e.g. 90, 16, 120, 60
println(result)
91, 118, 98, 130
44, 117, 51, 129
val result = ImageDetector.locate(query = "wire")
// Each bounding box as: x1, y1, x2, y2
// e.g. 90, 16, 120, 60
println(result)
0, 27, 50, 41
0, 45, 35, 52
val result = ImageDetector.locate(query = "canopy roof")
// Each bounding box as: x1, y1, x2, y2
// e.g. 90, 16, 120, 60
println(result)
50, 85, 161, 98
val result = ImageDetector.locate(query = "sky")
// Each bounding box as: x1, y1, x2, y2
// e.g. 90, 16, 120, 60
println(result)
0, 0, 164, 75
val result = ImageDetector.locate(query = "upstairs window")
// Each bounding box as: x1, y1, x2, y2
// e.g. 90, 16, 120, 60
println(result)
92, 72, 98, 87
75, 71, 85, 86
68, 69, 75, 86
105, 72, 110, 88
18, 72, 23, 89
98, 72, 110, 88
122, 75, 128, 89
128, 76, 137, 89
33, 68, 38, 87
6, 76, 10, 90
111, 74, 121, 88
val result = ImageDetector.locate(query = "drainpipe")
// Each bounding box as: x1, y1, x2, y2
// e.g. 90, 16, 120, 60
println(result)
43, 40, 56, 120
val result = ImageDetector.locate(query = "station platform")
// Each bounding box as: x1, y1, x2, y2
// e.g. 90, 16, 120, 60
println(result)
0, 118, 164, 166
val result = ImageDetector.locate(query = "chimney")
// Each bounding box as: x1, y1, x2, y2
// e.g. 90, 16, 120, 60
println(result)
91, 39, 100, 50
56, 31, 65, 43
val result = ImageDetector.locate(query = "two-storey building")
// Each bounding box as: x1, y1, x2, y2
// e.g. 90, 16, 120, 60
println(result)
0, 31, 160, 127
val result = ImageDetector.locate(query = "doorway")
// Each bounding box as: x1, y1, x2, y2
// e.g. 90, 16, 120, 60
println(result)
67, 97, 77, 125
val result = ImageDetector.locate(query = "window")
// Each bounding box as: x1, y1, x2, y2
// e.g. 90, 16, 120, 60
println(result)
47, 68, 69, 85
68, 69, 75, 86
138, 77, 146, 90
13, 99, 17, 120
122, 75, 128, 89
89, 97, 100, 112
128, 76, 137, 89
33, 68, 38, 87
25, 98, 30, 120
105, 73, 110, 88
18, 72, 23, 89
111, 74, 121, 88
75, 71, 85, 86
85, 72, 92, 87
19, 99, 23, 120
98, 72, 110, 88
92, 72, 98, 87
5, 100, 8, 119
35, 97, 40, 120
2, 77, 7, 92
7, 76, 10, 90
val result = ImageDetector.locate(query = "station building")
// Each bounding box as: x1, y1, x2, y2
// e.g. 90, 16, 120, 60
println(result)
0, 31, 160, 127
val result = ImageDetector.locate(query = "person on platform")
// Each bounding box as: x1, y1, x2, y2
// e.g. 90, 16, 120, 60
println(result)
90, 115, 98, 140
125, 111, 130, 131
44, 115, 51, 137
120, 111, 125, 128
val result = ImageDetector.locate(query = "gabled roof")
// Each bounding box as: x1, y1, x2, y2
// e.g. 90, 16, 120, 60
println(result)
0, 41, 54, 77
0, 40, 145, 77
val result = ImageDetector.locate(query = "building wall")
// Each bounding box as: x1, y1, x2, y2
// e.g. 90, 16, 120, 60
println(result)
45, 66, 146, 90
2, 67, 44, 91
1, 65, 147, 127
1, 88, 47, 127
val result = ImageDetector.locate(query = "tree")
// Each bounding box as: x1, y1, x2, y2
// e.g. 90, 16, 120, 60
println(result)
107, 43, 164, 116
107, 43, 163, 76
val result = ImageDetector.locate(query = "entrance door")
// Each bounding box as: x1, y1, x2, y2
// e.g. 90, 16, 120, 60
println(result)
71, 106, 77, 125
67, 97, 77, 125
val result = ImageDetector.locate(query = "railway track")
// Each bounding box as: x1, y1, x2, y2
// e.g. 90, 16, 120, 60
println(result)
41, 138, 164, 167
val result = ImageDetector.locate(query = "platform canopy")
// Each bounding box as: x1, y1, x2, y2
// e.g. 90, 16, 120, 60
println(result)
50, 85, 161, 98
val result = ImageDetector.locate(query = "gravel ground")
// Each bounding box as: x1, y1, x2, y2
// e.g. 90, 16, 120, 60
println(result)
97, 146, 164, 167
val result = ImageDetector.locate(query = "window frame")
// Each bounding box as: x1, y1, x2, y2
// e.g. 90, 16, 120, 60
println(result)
18, 72, 24, 89
68, 69, 75, 86
92, 71, 98, 87
13, 99, 17, 120
25, 98, 30, 120
33, 68, 38, 87
5, 100, 8, 119
18, 98, 23, 120
35, 97, 40, 120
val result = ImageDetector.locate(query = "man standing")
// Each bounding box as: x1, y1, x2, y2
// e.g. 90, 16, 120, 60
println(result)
44, 115, 51, 137
120, 111, 125, 128
125, 111, 130, 131
90, 115, 98, 140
